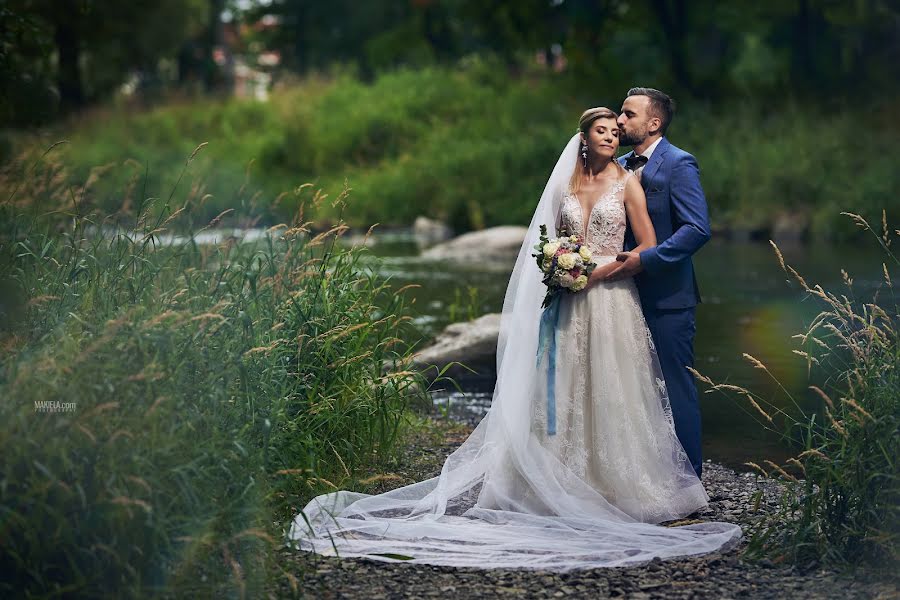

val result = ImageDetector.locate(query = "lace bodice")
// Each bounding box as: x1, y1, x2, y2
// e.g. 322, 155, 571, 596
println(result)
558, 175, 629, 258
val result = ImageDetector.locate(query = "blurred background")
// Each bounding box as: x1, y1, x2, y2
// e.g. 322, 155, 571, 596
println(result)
2, 3, 898, 594
2, 0, 899, 465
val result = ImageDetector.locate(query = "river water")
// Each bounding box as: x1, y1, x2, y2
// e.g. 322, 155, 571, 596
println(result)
357, 232, 889, 469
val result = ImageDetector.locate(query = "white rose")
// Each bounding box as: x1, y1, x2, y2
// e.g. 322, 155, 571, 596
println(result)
578, 246, 592, 262
572, 274, 588, 291
557, 253, 576, 270
543, 242, 561, 258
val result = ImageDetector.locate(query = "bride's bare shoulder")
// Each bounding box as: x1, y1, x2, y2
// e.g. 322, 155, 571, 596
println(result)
623, 173, 646, 204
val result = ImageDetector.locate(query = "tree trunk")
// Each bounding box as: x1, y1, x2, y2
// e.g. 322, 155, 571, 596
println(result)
653, 0, 692, 91
204, 0, 224, 92
54, 15, 83, 112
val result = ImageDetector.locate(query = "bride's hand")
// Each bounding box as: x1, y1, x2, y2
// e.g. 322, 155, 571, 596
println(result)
587, 261, 619, 288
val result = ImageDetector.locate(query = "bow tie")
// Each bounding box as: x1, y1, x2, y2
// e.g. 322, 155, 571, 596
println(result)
624, 154, 649, 171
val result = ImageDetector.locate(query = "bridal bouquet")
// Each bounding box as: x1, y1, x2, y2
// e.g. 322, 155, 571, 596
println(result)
532, 224, 597, 308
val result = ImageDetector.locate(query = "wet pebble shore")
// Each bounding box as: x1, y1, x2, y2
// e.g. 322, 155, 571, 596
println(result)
272, 421, 896, 599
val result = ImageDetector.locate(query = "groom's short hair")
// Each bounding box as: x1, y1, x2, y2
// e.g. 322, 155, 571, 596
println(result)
626, 87, 675, 134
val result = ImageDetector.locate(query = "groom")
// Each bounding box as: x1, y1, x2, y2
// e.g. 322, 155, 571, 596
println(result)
605, 87, 711, 479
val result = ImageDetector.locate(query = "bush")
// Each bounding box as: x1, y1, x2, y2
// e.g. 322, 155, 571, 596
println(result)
5, 67, 897, 237
0, 147, 430, 596
694, 211, 899, 572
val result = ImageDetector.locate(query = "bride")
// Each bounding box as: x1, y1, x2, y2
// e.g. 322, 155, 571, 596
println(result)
288, 107, 742, 570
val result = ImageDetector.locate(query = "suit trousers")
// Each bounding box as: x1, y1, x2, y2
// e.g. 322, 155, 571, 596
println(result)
642, 306, 703, 478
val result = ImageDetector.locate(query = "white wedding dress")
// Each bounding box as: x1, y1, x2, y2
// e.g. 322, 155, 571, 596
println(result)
287, 134, 741, 570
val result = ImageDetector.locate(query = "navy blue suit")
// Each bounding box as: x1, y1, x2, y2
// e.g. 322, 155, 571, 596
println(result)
619, 137, 711, 478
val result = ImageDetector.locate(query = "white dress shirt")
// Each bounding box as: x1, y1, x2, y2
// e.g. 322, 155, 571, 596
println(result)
632, 136, 663, 180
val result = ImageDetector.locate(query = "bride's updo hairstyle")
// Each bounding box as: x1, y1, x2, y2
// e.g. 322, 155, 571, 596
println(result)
569, 106, 626, 195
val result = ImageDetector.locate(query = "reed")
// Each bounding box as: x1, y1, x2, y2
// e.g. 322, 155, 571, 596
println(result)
693, 211, 899, 573
0, 144, 431, 597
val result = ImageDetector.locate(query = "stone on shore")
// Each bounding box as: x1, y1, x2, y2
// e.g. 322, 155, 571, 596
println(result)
409, 313, 500, 378
420, 226, 527, 261
413, 216, 455, 248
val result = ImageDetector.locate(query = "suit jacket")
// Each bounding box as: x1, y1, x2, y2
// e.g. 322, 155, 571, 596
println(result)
619, 137, 711, 310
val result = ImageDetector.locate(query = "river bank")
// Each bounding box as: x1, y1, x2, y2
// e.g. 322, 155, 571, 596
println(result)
272, 418, 897, 599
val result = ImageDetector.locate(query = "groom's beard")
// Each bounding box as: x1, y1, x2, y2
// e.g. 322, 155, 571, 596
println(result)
619, 130, 645, 147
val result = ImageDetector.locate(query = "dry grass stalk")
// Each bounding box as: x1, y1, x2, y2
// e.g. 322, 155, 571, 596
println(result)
187, 142, 208, 163
841, 211, 871, 231
221, 544, 246, 600
244, 341, 281, 356
711, 383, 751, 394
798, 448, 829, 461
230, 528, 276, 545
792, 349, 820, 365
786, 457, 806, 475
743, 392, 774, 424
142, 310, 182, 328
309, 224, 350, 246
769, 240, 786, 271
808, 385, 835, 410
328, 351, 373, 369
332, 446, 352, 479
393, 283, 422, 295
810, 336, 831, 350
841, 397, 874, 422
359, 473, 405, 485
841, 269, 853, 287
305, 476, 338, 489
742, 353, 770, 373
764, 459, 799, 482
379, 370, 417, 382
76, 423, 97, 444
126, 476, 152, 494
26, 295, 59, 307
273, 468, 310, 475
787, 265, 809, 289
144, 395, 168, 416
82, 401, 119, 418
190, 312, 227, 323
825, 407, 848, 437
107, 429, 135, 445
111, 496, 152, 513
324, 322, 369, 343
686, 366, 714, 385
362, 222, 380, 246
744, 461, 769, 477
884, 263, 892, 288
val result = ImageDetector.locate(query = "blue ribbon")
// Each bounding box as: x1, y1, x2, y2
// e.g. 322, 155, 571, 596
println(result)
536, 295, 561, 435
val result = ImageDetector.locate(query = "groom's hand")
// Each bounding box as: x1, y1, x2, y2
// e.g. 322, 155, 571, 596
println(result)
603, 251, 643, 281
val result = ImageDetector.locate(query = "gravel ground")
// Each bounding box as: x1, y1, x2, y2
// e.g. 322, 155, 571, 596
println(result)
271, 420, 898, 600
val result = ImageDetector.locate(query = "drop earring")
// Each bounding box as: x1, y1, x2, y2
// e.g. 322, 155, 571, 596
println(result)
581, 142, 588, 168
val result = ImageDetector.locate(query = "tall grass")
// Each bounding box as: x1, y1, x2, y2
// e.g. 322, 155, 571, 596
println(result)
8, 66, 895, 238
0, 144, 432, 597
692, 211, 899, 572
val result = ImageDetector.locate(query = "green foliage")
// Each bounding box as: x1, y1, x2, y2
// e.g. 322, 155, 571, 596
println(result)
0, 147, 430, 596
6, 67, 898, 239
697, 214, 899, 572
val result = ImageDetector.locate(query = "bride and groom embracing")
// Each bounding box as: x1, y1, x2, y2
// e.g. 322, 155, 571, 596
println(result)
289, 87, 742, 570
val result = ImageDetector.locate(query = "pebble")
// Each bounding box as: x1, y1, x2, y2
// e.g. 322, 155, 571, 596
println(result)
271, 420, 898, 599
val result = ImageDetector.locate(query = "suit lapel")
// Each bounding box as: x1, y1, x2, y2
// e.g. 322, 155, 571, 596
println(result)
639, 137, 669, 189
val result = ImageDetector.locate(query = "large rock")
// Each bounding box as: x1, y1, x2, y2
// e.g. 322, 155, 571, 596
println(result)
413, 216, 454, 248
420, 226, 528, 261
409, 313, 501, 379
771, 211, 809, 242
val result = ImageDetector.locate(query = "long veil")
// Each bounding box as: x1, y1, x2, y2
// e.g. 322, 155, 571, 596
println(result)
287, 133, 742, 570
